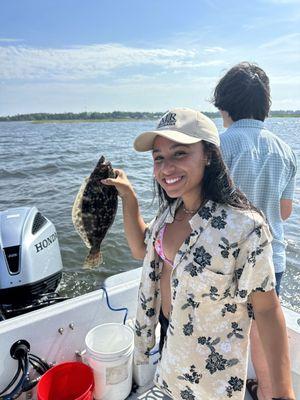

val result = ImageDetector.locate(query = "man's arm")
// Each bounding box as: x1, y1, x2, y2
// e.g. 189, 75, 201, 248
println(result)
280, 199, 293, 220
280, 161, 296, 220
251, 290, 295, 399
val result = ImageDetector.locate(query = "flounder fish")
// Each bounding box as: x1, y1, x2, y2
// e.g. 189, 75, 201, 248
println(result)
72, 155, 118, 268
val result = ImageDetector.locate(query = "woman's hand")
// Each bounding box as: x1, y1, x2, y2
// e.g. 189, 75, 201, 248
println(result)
101, 168, 135, 199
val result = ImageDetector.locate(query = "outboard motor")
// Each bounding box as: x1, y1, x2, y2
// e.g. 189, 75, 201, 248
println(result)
0, 207, 63, 319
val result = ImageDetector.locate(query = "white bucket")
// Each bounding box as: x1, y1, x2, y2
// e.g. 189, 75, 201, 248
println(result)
85, 323, 134, 400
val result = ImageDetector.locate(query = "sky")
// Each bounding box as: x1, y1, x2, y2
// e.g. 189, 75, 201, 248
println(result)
0, 0, 300, 116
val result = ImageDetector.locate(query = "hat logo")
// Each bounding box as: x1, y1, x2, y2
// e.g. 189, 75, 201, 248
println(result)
157, 112, 176, 129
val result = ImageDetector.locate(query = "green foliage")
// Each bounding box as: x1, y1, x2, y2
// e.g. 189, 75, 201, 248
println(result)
0, 111, 164, 122
0, 110, 299, 122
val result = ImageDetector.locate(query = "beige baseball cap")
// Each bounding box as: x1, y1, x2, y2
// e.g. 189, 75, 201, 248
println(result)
134, 107, 220, 152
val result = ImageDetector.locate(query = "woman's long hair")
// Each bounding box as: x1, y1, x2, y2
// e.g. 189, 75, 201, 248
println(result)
154, 141, 263, 217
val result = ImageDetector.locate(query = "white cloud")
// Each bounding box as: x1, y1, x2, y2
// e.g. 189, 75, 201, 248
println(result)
1, 37, 299, 113
0, 43, 205, 81
203, 47, 226, 54
243, 13, 300, 31
270, 74, 300, 84
271, 98, 300, 110
259, 33, 300, 49
0, 79, 219, 115
163, 59, 225, 70
0, 38, 23, 43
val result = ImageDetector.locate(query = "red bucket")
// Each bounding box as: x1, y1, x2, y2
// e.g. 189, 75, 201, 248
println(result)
37, 361, 94, 400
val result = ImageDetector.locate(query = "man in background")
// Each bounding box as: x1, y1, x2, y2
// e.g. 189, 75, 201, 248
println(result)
212, 62, 297, 400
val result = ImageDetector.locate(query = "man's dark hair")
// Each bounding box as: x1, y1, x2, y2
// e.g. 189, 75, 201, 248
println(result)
212, 62, 271, 121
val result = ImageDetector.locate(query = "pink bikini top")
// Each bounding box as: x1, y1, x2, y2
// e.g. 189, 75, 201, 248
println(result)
154, 224, 174, 267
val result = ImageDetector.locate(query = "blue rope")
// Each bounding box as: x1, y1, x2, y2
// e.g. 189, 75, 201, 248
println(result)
149, 348, 159, 356
100, 286, 160, 365
100, 286, 128, 325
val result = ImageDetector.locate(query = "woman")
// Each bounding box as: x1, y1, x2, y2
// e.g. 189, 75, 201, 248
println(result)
102, 108, 294, 400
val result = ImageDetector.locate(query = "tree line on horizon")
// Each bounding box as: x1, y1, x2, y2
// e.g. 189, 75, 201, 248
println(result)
0, 110, 299, 122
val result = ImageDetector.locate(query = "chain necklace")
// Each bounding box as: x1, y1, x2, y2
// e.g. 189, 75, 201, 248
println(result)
182, 202, 203, 215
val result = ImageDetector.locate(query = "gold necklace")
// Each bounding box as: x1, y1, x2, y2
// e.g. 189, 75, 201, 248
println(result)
182, 204, 200, 215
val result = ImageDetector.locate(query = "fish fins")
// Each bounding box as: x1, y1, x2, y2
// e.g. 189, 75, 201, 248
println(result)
83, 249, 103, 269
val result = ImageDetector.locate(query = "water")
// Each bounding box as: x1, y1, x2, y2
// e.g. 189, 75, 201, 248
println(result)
0, 118, 299, 312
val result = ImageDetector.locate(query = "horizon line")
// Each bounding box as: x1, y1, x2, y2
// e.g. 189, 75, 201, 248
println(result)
1, 109, 300, 119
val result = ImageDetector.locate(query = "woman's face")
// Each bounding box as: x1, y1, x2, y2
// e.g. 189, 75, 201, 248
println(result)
152, 136, 208, 202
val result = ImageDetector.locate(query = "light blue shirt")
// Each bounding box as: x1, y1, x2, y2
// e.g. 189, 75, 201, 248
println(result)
221, 119, 297, 273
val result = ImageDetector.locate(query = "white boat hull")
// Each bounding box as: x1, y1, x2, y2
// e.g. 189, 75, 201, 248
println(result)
0, 268, 299, 399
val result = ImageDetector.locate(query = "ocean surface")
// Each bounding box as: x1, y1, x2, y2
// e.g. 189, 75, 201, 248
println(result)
0, 118, 299, 312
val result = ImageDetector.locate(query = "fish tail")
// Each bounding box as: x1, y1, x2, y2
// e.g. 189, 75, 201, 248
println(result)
83, 248, 103, 269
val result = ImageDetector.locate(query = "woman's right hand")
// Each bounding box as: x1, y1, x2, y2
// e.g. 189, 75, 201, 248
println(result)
101, 168, 135, 199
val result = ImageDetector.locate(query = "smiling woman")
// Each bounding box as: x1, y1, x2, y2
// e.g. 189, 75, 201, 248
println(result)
152, 139, 208, 206
101, 107, 295, 399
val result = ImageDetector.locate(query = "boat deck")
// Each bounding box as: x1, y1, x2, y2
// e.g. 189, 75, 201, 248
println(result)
128, 385, 252, 399
129, 385, 169, 399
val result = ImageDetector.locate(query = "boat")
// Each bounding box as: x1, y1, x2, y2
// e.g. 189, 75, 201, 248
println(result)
0, 268, 299, 399
0, 207, 299, 399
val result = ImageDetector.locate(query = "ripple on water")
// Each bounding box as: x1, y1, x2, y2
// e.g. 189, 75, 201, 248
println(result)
0, 119, 299, 312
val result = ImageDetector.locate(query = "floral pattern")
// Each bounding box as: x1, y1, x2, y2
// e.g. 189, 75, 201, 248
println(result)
202, 286, 220, 301
184, 262, 204, 277
219, 237, 239, 259
221, 303, 237, 317
134, 200, 275, 399
198, 336, 239, 375
181, 293, 200, 310
182, 314, 194, 336
180, 386, 195, 400
226, 376, 244, 398
198, 205, 212, 220
193, 246, 212, 268
178, 364, 202, 384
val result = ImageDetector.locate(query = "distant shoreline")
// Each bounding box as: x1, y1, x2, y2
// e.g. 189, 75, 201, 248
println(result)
30, 118, 152, 124
0, 111, 299, 123
29, 115, 300, 123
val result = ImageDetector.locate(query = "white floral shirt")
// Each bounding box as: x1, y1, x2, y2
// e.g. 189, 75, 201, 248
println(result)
134, 200, 276, 400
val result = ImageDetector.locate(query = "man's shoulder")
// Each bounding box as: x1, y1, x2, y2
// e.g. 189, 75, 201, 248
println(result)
260, 126, 285, 143
221, 123, 295, 158
220, 127, 242, 147
260, 129, 296, 161
220, 124, 248, 142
